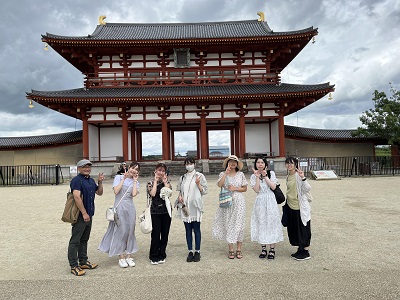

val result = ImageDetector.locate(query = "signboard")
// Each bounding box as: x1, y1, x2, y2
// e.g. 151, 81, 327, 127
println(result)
310, 170, 340, 180
70, 166, 78, 174
299, 161, 308, 167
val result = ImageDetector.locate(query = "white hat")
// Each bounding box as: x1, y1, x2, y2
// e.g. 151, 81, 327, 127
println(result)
77, 159, 92, 167
222, 155, 243, 170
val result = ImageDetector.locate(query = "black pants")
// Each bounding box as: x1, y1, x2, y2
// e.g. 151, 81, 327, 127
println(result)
149, 213, 171, 261
68, 214, 92, 267
286, 206, 311, 250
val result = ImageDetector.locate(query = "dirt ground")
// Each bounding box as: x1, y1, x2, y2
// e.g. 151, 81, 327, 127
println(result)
0, 174, 399, 299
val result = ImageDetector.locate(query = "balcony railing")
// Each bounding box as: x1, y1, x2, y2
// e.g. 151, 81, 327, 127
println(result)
84, 68, 280, 88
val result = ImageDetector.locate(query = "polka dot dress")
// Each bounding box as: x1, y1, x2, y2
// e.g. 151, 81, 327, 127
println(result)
212, 171, 248, 243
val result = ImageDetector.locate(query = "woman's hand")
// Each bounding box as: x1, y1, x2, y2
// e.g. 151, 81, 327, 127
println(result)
297, 168, 305, 179
228, 185, 237, 192
252, 167, 259, 176
162, 174, 169, 185
178, 195, 183, 203
153, 171, 159, 182
260, 169, 267, 178
132, 172, 138, 182
225, 166, 232, 175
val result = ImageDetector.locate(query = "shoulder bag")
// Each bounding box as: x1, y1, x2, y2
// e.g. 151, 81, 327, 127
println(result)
139, 197, 152, 234
106, 183, 132, 223
61, 190, 80, 223
267, 170, 285, 204
219, 177, 232, 208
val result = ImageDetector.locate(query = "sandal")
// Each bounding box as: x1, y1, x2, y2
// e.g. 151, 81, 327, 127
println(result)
259, 248, 267, 259
236, 250, 243, 259
71, 266, 86, 276
267, 248, 275, 260
228, 251, 235, 259
80, 261, 98, 269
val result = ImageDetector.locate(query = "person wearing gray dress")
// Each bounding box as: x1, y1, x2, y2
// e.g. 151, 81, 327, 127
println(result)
98, 162, 140, 268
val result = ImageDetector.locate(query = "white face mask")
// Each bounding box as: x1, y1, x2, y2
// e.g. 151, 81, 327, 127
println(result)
186, 164, 195, 172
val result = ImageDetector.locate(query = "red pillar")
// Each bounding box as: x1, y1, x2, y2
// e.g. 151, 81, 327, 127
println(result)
161, 116, 170, 160
82, 117, 89, 159
238, 113, 246, 157
122, 118, 129, 161
130, 125, 136, 161
198, 112, 209, 159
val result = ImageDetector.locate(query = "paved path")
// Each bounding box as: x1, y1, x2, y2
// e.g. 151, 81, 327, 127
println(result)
0, 175, 399, 299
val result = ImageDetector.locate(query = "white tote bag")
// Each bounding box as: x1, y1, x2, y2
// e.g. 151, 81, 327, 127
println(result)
139, 199, 152, 234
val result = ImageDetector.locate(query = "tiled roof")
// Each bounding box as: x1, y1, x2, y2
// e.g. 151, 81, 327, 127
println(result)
28, 83, 333, 100
0, 130, 82, 149
285, 125, 383, 141
44, 20, 315, 41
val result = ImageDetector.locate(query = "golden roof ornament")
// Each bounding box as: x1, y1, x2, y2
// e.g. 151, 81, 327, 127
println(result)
257, 12, 265, 22
99, 15, 106, 25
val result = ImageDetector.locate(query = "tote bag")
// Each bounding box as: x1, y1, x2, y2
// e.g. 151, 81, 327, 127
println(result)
61, 191, 80, 224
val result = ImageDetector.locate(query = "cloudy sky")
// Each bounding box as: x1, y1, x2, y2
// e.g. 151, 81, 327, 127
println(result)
1, 0, 399, 142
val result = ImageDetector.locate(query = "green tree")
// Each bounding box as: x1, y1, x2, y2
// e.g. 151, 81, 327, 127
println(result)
353, 84, 400, 146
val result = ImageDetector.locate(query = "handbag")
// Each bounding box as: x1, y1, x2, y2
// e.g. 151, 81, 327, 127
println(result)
139, 198, 152, 234
61, 191, 80, 223
272, 185, 285, 204
267, 170, 285, 204
106, 183, 132, 223
219, 187, 232, 208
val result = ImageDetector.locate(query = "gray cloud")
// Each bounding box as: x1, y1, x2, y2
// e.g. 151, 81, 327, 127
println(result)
0, 0, 399, 138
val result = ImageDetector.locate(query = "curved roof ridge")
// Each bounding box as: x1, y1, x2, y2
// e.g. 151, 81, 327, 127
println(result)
43, 19, 316, 41
0, 130, 82, 149
284, 125, 383, 141
27, 82, 334, 98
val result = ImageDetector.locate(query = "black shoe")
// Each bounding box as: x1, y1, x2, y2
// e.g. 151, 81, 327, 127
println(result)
193, 251, 201, 262
294, 250, 310, 261
291, 248, 300, 258
259, 248, 267, 259
186, 252, 194, 262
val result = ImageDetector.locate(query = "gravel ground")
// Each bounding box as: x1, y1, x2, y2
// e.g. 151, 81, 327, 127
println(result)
0, 175, 399, 299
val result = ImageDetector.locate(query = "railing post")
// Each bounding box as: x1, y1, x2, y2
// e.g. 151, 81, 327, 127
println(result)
55, 164, 60, 185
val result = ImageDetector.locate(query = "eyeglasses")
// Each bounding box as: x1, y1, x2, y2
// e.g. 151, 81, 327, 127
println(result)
81, 165, 92, 169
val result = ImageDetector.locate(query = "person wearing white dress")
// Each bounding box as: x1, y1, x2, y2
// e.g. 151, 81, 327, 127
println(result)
98, 162, 140, 268
212, 155, 248, 259
250, 156, 283, 260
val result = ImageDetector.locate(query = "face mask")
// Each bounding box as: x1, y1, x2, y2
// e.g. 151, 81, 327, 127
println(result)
186, 164, 195, 172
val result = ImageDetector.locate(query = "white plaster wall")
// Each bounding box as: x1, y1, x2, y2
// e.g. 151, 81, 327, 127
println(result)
270, 121, 280, 156
245, 124, 270, 153
88, 124, 99, 160
99, 127, 123, 160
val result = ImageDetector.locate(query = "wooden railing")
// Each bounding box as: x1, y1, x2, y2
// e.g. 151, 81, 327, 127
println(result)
84, 67, 280, 88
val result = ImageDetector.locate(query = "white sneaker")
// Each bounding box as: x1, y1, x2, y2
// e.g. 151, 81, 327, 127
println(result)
158, 259, 165, 264
118, 259, 128, 268
126, 258, 136, 267
150, 260, 158, 265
